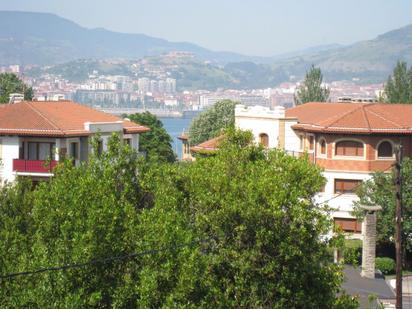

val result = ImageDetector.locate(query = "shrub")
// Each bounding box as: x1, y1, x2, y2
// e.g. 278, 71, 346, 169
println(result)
343, 239, 362, 266
375, 257, 396, 275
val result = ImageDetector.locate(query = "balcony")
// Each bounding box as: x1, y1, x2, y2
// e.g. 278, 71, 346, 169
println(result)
13, 159, 58, 174
284, 150, 315, 162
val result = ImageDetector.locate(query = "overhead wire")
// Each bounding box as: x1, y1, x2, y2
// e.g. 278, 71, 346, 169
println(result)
0, 239, 208, 280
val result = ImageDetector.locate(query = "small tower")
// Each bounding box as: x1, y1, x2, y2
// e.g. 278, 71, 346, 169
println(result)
360, 205, 382, 279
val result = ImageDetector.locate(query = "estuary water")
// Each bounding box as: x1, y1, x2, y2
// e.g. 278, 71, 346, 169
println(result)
159, 117, 194, 159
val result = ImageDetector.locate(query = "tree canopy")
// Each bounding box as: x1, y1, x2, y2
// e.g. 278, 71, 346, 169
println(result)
127, 112, 176, 163
294, 65, 330, 105
0, 131, 358, 307
0, 73, 33, 103
354, 157, 412, 252
383, 61, 412, 103
188, 99, 236, 145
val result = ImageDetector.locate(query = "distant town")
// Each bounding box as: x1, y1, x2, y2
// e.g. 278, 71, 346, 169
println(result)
2, 52, 384, 118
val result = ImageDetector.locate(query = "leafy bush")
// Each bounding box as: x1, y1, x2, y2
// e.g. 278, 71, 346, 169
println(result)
343, 239, 362, 266
375, 257, 396, 275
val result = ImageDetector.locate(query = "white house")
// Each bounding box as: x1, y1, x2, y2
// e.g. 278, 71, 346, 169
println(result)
0, 100, 149, 184
182, 102, 412, 238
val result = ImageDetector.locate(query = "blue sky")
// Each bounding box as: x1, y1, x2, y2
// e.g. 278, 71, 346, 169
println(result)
1, 0, 411, 56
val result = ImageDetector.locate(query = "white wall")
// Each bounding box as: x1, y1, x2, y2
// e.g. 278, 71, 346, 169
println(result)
236, 116, 280, 148
284, 120, 300, 152
235, 105, 298, 149
0, 136, 19, 183
315, 170, 373, 218
84, 122, 123, 133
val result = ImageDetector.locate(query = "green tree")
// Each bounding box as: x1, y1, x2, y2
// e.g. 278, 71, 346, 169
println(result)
128, 112, 176, 163
0, 132, 358, 307
188, 99, 236, 145
294, 65, 330, 105
0, 134, 149, 307
0, 73, 33, 103
141, 129, 357, 308
384, 61, 412, 103
353, 157, 412, 252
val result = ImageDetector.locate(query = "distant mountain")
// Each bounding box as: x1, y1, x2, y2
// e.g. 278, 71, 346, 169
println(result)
0, 11, 261, 65
4, 10, 412, 85
272, 24, 412, 83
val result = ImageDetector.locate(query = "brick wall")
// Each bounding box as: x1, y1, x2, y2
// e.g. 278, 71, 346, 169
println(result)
300, 133, 412, 173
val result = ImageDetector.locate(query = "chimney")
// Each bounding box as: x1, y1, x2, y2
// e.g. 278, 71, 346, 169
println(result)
9, 93, 24, 104
360, 205, 382, 279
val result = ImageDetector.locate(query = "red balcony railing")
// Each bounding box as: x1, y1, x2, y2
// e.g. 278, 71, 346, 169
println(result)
13, 159, 58, 174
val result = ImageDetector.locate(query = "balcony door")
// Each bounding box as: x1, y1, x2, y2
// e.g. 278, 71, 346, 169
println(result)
28, 142, 56, 161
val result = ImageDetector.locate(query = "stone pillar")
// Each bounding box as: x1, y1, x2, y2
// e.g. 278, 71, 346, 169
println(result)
361, 209, 378, 279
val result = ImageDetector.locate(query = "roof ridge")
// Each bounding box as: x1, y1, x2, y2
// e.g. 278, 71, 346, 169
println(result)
366, 106, 404, 129
360, 104, 372, 132
26, 102, 64, 133
323, 104, 363, 129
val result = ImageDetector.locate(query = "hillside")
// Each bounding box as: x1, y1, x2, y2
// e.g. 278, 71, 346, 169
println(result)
273, 23, 412, 83
27, 57, 288, 91
0, 11, 258, 65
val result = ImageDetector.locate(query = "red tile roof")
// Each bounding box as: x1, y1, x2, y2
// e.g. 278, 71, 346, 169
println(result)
0, 100, 149, 137
286, 102, 412, 134
190, 135, 224, 153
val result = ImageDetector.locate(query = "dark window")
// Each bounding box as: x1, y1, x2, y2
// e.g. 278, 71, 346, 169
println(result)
70, 142, 79, 160
334, 218, 362, 233
334, 179, 361, 194
259, 133, 269, 148
19, 141, 25, 159
27, 142, 55, 160
97, 140, 103, 155
377, 141, 393, 158
320, 139, 326, 155
335, 140, 363, 157
124, 138, 131, 146
309, 136, 314, 150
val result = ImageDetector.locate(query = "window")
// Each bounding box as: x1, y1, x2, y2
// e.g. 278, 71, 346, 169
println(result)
299, 135, 304, 150
334, 179, 361, 194
259, 133, 269, 148
335, 140, 363, 157
308, 136, 314, 151
19, 142, 25, 159
69, 142, 79, 160
334, 218, 362, 233
27, 142, 55, 160
319, 139, 326, 155
97, 140, 103, 156
377, 141, 393, 158
124, 138, 131, 146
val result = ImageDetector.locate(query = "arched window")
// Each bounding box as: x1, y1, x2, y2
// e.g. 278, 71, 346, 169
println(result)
335, 140, 364, 157
319, 139, 326, 155
259, 133, 269, 148
377, 141, 393, 158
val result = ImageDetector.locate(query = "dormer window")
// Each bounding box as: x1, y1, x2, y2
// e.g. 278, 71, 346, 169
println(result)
377, 141, 393, 158
335, 140, 363, 157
